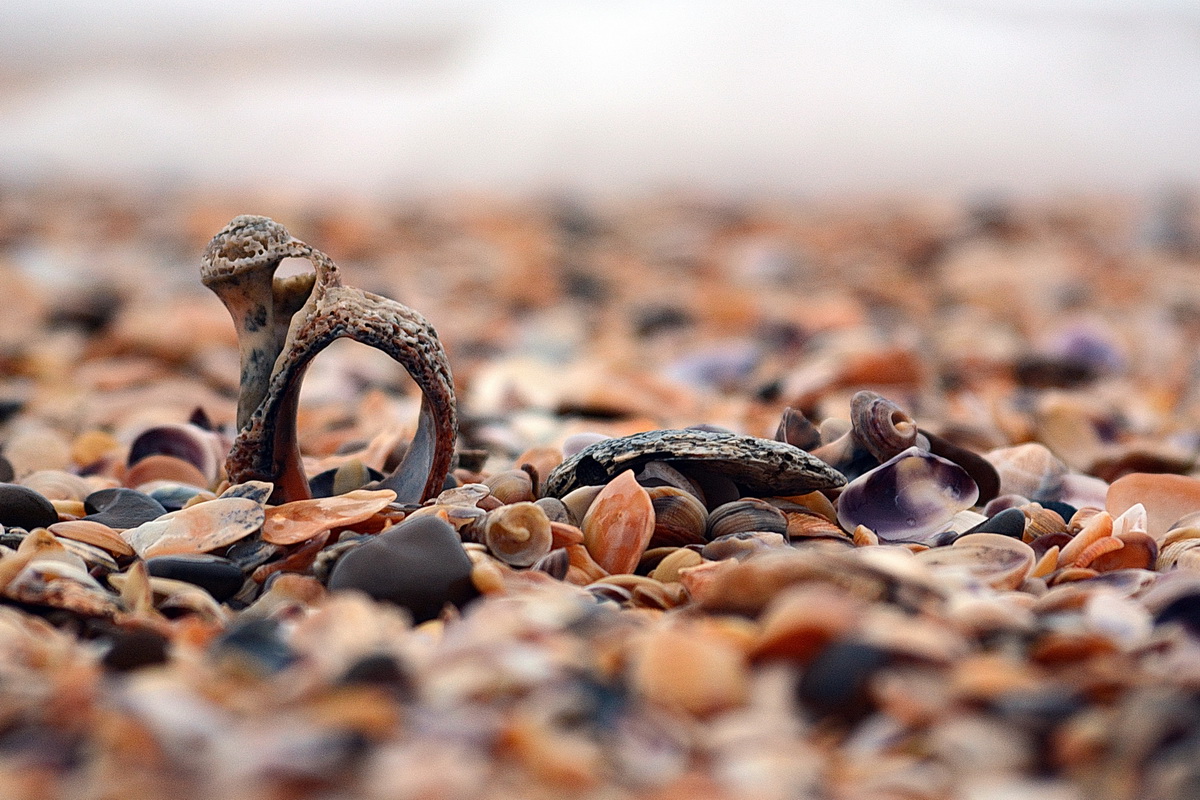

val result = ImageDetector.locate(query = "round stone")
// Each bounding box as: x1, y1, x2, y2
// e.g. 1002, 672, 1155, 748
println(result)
146, 554, 246, 602
84, 488, 167, 529
0, 482, 59, 530
327, 516, 479, 623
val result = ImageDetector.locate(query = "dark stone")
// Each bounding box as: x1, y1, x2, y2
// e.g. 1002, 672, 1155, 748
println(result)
327, 516, 479, 623
1041, 500, 1078, 522
1013, 355, 1097, 389
127, 423, 210, 471
225, 534, 281, 572
83, 488, 166, 529
146, 483, 208, 511
146, 555, 245, 602
1156, 593, 1200, 637
0, 483, 58, 530
797, 640, 889, 724
965, 507, 1027, 538
339, 652, 415, 701
101, 627, 170, 672
0, 456, 13, 484
213, 618, 295, 673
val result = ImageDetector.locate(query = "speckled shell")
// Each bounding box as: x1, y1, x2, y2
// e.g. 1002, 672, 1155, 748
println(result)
837, 447, 979, 543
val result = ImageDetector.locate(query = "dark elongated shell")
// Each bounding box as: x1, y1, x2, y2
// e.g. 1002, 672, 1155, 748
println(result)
921, 429, 1001, 505
775, 407, 821, 451
837, 447, 979, 543
544, 429, 845, 499
849, 391, 919, 463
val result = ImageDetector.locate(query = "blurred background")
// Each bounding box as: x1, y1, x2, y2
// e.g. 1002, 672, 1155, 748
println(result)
1, 0, 1199, 197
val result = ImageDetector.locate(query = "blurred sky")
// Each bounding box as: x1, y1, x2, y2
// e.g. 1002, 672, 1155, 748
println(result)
0, 0, 1198, 196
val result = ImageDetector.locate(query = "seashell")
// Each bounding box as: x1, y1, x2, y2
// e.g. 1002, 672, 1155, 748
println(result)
561, 432, 611, 459
307, 462, 386, 499
54, 537, 119, 574
1089, 530, 1156, 572
849, 390, 920, 462
0, 483, 60, 530
774, 406, 822, 451
581, 470, 655, 575
984, 443, 1068, 503
484, 469, 535, 504
1058, 511, 1113, 567
1107, 472, 1200, 543
563, 544, 609, 585
706, 498, 788, 540
122, 497, 265, 558
531, 548, 569, 580
533, 496, 571, 523
549, 521, 585, 548
630, 621, 749, 716
261, 489, 396, 546
1057, 473, 1109, 513
962, 507, 1026, 538
219, 480, 275, 504
545, 429, 845, 499
19, 470, 92, 502
6, 558, 120, 617
646, 487, 708, 548
634, 460, 705, 498
836, 447, 979, 544
1158, 538, 1200, 571
752, 585, 863, 662
649, 548, 704, 583
437, 483, 490, 507
921, 429, 1001, 505
915, 533, 1035, 590
514, 446, 563, 486
586, 583, 632, 605
48, 520, 135, 557
71, 430, 121, 468
701, 531, 789, 561
480, 501, 552, 567
561, 485, 604, 526
782, 507, 849, 541
125, 455, 209, 490
127, 422, 224, 484
3, 427, 72, 477
1022, 504, 1068, 539
809, 430, 877, 482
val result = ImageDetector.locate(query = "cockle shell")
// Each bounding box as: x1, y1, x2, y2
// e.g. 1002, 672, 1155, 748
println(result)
837, 447, 979, 543
260, 489, 396, 546
915, 533, 1035, 590
581, 470, 654, 575
646, 486, 708, 548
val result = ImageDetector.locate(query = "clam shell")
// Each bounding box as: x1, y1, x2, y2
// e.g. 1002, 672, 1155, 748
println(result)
706, 498, 788, 540
581, 470, 655, 575
646, 487, 708, 548
261, 489, 396, 546
915, 532, 1035, 590
48, 520, 135, 558
484, 469, 535, 504
482, 501, 552, 567
125, 455, 209, 490
836, 447, 979, 543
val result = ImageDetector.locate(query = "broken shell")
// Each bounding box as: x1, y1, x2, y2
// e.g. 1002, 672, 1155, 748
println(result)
581, 471, 655, 575
837, 447, 979, 543
646, 487, 708, 548
545, 429, 845, 499
48, 520, 135, 558
484, 469, 535, 504
1023, 504, 1069, 539
783, 507, 849, 541
1058, 511, 1113, 567
849, 390, 920, 462
1157, 538, 1200, 571
122, 497, 265, 558
774, 406, 822, 451
706, 498, 788, 540
915, 533, 1035, 591
984, 443, 1068, 503
128, 423, 223, 484
6, 558, 121, 617
481, 501, 553, 567
1107, 472, 1200, 543
261, 489, 396, 546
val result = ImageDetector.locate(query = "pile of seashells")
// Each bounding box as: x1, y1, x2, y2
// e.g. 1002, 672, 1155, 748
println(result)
0, 190, 1199, 799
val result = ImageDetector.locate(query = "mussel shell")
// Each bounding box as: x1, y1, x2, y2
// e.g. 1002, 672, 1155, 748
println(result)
836, 446, 979, 543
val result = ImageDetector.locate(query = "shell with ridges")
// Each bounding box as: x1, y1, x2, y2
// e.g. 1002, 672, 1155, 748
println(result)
481, 501, 553, 567
706, 498, 788, 540
646, 487, 708, 548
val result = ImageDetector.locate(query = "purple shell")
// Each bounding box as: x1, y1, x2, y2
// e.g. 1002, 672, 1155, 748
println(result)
836, 446, 979, 543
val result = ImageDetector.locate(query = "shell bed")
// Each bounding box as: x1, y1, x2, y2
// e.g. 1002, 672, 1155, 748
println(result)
0, 190, 1199, 800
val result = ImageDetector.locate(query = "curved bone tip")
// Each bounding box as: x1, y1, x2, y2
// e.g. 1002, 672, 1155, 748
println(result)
201, 215, 299, 282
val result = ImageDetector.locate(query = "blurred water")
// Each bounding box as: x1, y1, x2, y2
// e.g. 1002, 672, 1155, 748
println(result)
0, 0, 1198, 195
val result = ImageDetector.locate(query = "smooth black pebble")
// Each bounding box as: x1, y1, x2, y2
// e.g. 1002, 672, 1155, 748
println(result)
797, 640, 889, 724
0, 483, 58, 530
146, 555, 245, 602
964, 507, 1027, 538
101, 627, 170, 672
83, 488, 166, 529
327, 515, 479, 623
